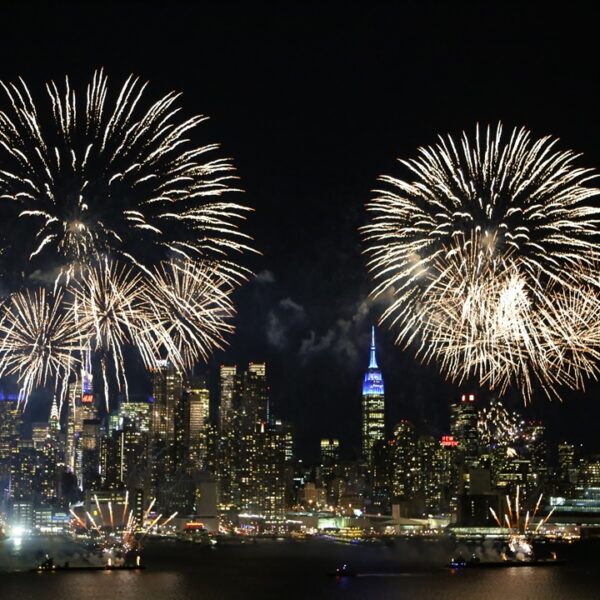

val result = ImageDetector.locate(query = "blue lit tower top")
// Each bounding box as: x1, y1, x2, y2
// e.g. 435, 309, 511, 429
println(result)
363, 326, 384, 396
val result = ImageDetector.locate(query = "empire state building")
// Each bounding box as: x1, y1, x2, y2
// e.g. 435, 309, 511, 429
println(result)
362, 326, 385, 461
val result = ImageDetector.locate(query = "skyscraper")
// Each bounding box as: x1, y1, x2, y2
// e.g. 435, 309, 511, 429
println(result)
390, 420, 417, 498
219, 365, 237, 433
240, 421, 286, 521
187, 376, 211, 471
0, 395, 20, 482
361, 327, 385, 461
450, 393, 479, 466
150, 361, 183, 442
320, 438, 340, 484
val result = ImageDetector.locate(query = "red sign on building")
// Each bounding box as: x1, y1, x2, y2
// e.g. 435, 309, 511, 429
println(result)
441, 435, 458, 447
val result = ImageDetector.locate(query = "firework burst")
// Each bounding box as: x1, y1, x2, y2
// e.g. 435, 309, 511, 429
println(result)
0, 288, 80, 402
0, 70, 252, 404
363, 124, 600, 401
144, 260, 236, 370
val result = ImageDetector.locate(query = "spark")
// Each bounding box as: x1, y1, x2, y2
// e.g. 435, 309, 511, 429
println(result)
363, 124, 600, 401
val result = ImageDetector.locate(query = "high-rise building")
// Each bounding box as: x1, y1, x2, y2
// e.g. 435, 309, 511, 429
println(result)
450, 393, 479, 466
524, 421, 548, 494
240, 421, 286, 521
119, 399, 151, 433
219, 365, 237, 433
438, 438, 460, 514
66, 358, 97, 482
186, 376, 211, 471
361, 327, 385, 461
10, 440, 36, 502
238, 363, 269, 429
390, 420, 417, 499
0, 396, 21, 483
320, 438, 340, 484
150, 361, 183, 441
417, 435, 443, 514
558, 442, 576, 483
371, 439, 393, 512
81, 419, 102, 491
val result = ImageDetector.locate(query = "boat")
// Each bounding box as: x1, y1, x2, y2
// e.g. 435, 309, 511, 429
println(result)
328, 563, 356, 577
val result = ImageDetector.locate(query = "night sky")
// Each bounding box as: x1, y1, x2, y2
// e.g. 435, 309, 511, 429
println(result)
5, 3, 600, 460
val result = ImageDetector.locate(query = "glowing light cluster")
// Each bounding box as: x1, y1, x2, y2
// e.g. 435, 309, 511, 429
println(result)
0, 71, 252, 405
363, 124, 600, 401
489, 486, 556, 561
478, 400, 525, 449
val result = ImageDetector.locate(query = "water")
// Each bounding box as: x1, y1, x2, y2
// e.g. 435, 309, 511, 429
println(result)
1, 536, 599, 599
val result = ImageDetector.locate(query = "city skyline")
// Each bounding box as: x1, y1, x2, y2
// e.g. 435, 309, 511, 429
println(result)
3, 329, 594, 466
3, 334, 599, 531
5, 323, 599, 465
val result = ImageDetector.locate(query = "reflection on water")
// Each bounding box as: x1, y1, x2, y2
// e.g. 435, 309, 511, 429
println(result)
1, 537, 600, 600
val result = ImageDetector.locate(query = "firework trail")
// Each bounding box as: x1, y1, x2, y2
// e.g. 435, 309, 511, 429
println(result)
488, 485, 556, 560
363, 124, 600, 401
0, 70, 253, 404
70, 495, 177, 566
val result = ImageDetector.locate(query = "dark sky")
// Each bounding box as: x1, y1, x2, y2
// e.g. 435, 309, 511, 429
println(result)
5, 2, 600, 460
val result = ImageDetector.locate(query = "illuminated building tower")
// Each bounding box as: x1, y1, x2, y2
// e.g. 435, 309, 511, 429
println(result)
119, 399, 151, 433
450, 393, 480, 466
217, 362, 271, 511
239, 362, 269, 429
276, 420, 294, 464
320, 438, 340, 484
98, 399, 151, 497
31, 423, 50, 449
390, 420, 417, 499
0, 395, 21, 482
219, 365, 237, 433
580, 456, 600, 487
66, 351, 96, 480
81, 419, 102, 491
371, 439, 393, 512
205, 422, 219, 475
10, 440, 36, 502
558, 442, 576, 483
240, 421, 286, 523
150, 360, 183, 442
524, 421, 548, 494
438, 436, 460, 513
185, 376, 211, 471
49, 396, 60, 432
35, 434, 60, 504
417, 435, 443, 514
361, 327, 385, 462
